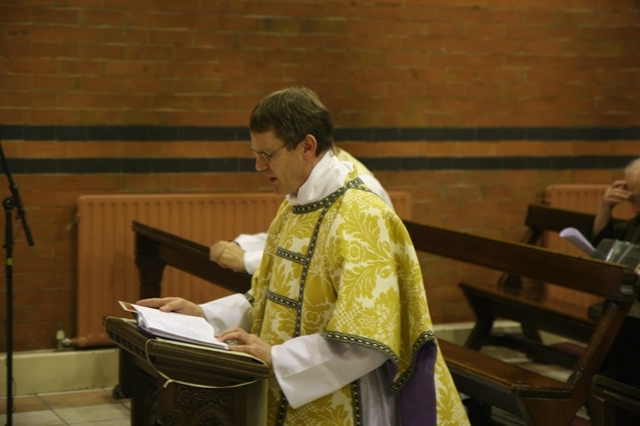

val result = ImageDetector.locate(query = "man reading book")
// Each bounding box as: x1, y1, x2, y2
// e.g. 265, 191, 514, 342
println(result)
137, 86, 468, 426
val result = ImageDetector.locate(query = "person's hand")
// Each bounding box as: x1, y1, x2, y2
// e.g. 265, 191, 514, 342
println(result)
135, 297, 204, 317
603, 180, 632, 208
210, 241, 247, 273
216, 327, 273, 367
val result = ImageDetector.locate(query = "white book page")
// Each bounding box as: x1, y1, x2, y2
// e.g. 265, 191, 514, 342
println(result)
132, 304, 228, 350
559, 227, 595, 255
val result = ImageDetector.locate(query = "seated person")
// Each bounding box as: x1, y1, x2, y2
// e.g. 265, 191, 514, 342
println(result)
210, 147, 395, 274
590, 156, 640, 388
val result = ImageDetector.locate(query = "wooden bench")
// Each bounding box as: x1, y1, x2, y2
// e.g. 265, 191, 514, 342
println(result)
485, 204, 628, 369
403, 219, 639, 426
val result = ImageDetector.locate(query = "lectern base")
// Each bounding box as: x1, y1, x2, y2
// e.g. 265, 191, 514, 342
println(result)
105, 317, 268, 426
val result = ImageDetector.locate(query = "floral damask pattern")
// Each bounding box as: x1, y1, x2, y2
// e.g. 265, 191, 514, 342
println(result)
249, 176, 469, 426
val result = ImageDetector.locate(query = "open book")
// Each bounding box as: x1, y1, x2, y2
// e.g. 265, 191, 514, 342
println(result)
119, 301, 228, 350
559, 229, 640, 270
559, 227, 596, 255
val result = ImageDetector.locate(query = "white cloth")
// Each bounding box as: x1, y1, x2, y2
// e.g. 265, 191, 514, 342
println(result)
234, 233, 267, 275
202, 152, 398, 424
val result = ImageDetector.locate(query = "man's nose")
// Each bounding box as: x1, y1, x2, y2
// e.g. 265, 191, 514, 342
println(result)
255, 157, 268, 172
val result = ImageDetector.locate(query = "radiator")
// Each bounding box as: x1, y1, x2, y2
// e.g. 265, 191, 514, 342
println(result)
543, 184, 634, 306
75, 191, 412, 347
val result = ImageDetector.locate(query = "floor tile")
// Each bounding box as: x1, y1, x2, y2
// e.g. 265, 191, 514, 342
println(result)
39, 388, 117, 409
0, 410, 65, 426
0, 388, 130, 426
54, 404, 130, 424
0, 395, 49, 414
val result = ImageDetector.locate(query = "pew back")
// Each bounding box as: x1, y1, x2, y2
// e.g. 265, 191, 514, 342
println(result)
520, 204, 625, 309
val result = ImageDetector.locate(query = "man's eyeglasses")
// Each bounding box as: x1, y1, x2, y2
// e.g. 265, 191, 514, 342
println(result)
250, 145, 286, 163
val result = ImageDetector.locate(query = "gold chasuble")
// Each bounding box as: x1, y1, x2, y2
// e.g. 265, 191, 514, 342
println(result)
248, 174, 468, 426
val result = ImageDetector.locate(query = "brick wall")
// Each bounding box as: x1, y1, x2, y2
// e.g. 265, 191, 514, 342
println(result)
0, 0, 639, 350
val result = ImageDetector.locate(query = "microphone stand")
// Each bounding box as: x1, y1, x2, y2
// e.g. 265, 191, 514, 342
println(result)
0, 141, 34, 426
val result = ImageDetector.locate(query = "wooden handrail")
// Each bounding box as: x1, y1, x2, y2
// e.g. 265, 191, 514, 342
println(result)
132, 221, 252, 298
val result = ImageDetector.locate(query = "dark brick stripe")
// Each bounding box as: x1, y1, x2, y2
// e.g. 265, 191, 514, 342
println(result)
0, 155, 634, 174
1, 125, 639, 142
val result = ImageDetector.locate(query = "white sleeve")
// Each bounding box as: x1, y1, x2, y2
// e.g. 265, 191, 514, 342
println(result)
234, 233, 268, 252
271, 334, 388, 408
199, 293, 253, 332
234, 233, 267, 275
358, 175, 395, 212
243, 250, 263, 275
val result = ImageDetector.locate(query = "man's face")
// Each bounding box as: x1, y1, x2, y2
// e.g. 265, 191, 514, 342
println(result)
250, 130, 312, 196
624, 172, 640, 213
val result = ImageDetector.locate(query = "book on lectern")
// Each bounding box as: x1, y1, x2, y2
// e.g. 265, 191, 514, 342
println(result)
119, 301, 229, 350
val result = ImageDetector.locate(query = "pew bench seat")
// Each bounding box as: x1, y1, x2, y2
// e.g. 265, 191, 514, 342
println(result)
462, 281, 594, 368
438, 339, 571, 423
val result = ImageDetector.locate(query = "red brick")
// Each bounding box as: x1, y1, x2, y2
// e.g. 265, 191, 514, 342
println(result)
0, 5, 30, 23
32, 7, 80, 25
1, 0, 639, 351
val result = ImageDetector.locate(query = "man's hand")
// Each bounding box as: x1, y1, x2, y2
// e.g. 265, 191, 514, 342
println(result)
216, 327, 273, 367
135, 297, 204, 317
210, 241, 247, 273
603, 180, 632, 208
593, 179, 632, 237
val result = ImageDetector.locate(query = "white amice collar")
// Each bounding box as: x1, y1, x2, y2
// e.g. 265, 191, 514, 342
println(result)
287, 150, 352, 205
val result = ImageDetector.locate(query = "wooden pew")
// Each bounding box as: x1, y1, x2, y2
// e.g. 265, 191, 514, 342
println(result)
132, 220, 252, 299
522, 203, 598, 245
403, 220, 639, 426
493, 204, 626, 368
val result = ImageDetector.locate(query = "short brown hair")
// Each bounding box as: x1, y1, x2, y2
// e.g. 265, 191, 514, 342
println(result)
249, 87, 334, 155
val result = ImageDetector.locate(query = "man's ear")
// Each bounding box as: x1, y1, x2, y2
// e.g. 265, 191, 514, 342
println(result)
301, 134, 317, 155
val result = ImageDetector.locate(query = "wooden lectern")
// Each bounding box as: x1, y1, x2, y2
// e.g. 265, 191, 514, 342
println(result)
106, 317, 269, 426
107, 222, 267, 425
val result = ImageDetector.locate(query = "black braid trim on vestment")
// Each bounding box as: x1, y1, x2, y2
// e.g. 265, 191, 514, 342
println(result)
266, 289, 300, 310
274, 391, 288, 426
351, 381, 364, 426
275, 247, 307, 265
291, 177, 366, 215
244, 292, 255, 306
391, 330, 436, 392
324, 330, 397, 361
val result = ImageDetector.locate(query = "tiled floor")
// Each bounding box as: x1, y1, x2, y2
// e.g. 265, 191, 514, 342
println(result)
0, 388, 130, 426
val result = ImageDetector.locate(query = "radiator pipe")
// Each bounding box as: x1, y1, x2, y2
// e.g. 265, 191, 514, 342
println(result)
55, 324, 115, 349
59, 334, 113, 348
